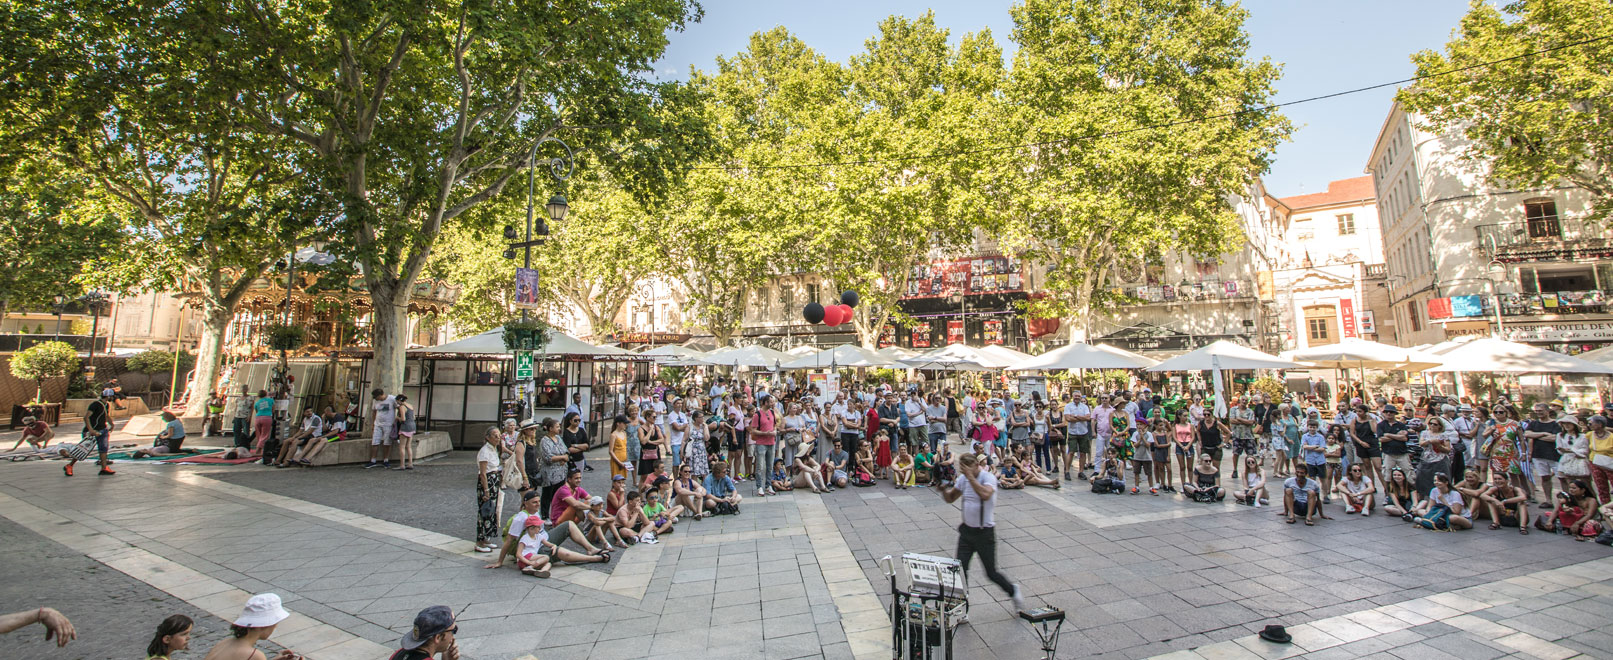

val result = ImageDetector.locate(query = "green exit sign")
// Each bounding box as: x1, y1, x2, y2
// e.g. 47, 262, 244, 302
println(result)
515, 351, 535, 380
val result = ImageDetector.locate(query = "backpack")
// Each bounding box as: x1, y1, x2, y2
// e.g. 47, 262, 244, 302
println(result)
852, 468, 876, 487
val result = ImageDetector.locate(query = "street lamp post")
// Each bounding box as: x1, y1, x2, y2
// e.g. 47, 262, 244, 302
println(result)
51, 294, 65, 341
1485, 260, 1508, 339
503, 138, 573, 416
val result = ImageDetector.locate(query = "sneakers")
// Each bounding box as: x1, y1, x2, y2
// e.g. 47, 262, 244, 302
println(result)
1130, 487, 1139, 494
1343, 505, 1358, 515
98, 467, 116, 476
381, 461, 392, 469
1362, 509, 1371, 517
583, 464, 595, 472
1150, 487, 1158, 496
1010, 584, 1026, 613
364, 461, 380, 469
63, 464, 73, 477
474, 544, 494, 553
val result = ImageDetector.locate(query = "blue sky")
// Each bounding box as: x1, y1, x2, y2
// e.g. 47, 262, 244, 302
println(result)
656, 0, 1474, 198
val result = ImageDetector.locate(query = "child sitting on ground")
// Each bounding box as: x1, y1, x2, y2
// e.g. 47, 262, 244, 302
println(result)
581, 495, 632, 550
999, 453, 1025, 489
1092, 447, 1126, 494
769, 458, 794, 493
1233, 456, 1268, 506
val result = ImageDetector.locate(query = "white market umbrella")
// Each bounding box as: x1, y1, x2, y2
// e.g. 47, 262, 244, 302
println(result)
780, 344, 894, 370
898, 357, 993, 372
784, 345, 820, 356
1576, 344, 1613, 367
1421, 337, 1613, 374
979, 344, 1035, 366
876, 346, 920, 361
1282, 338, 1442, 371
703, 344, 796, 370
1144, 340, 1301, 372
906, 343, 1017, 369
1006, 342, 1158, 372
639, 345, 710, 363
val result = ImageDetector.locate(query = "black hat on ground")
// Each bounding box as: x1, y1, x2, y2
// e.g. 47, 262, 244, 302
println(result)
1258, 624, 1292, 644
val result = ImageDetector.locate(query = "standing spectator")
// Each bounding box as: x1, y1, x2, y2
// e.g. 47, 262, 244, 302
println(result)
1417, 415, 1455, 495
1452, 404, 1482, 480
666, 398, 690, 469
251, 389, 275, 454
1522, 402, 1562, 502
1555, 416, 1590, 495
1062, 392, 1093, 480
474, 427, 505, 553
1589, 415, 1613, 504
393, 394, 418, 470
389, 606, 459, 660
904, 391, 930, 450
1227, 398, 1257, 481
751, 395, 779, 496
561, 412, 590, 473
535, 418, 569, 515
1349, 402, 1385, 491
365, 388, 398, 469
608, 415, 631, 482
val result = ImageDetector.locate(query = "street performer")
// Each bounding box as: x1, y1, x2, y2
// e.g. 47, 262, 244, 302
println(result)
936, 452, 1024, 612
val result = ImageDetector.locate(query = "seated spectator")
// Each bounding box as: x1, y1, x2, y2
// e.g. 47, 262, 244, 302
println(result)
791, 442, 829, 493
1092, 447, 1127, 494
1382, 467, 1421, 518
1181, 453, 1224, 502
855, 441, 877, 481
273, 408, 322, 467
515, 516, 608, 577
1233, 456, 1267, 506
769, 458, 794, 493
638, 460, 673, 497
202, 593, 296, 660
145, 614, 191, 660
616, 490, 651, 541
1334, 463, 1376, 515
1283, 470, 1323, 525
891, 446, 915, 490
550, 469, 589, 525
998, 453, 1025, 490
606, 475, 629, 515
825, 441, 850, 488
651, 476, 686, 521
703, 461, 743, 512
1478, 470, 1530, 534
1536, 480, 1602, 540
133, 412, 189, 459
1013, 445, 1061, 489
1454, 470, 1488, 512
673, 464, 711, 520
580, 495, 632, 550
1411, 472, 1472, 531
391, 605, 458, 660
290, 408, 344, 465
913, 445, 935, 485
8, 416, 53, 452
641, 490, 677, 536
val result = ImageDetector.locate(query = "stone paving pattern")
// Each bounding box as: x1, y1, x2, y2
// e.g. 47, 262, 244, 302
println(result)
1, 440, 1611, 659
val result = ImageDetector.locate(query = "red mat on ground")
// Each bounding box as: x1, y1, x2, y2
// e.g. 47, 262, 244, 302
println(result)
160, 453, 259, 465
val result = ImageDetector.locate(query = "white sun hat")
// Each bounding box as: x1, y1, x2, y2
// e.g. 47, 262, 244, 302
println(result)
234, 593, 291, 628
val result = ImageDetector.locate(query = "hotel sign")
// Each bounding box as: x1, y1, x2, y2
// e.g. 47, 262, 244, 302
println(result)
1501, 321, 1613, 342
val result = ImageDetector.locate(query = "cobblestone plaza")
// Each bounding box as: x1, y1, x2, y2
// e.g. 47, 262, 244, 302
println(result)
3, 441, 1611, 660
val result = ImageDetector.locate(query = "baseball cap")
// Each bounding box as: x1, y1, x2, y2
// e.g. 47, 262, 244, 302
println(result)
399, 605, 455, 650
524, 516, 545, 528
522, 490, 542, 502
588, 495, 605, 506
612, 474, 626, 482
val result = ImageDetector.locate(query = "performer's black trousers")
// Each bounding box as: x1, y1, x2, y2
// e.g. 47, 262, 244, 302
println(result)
956, 523, 1014, 596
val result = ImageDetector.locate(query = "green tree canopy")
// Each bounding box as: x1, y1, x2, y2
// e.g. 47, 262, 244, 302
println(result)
0, 157, 123, 324
989, 0, 1290, 337
10, 341, 79, 403
1399, 0, 1613, 221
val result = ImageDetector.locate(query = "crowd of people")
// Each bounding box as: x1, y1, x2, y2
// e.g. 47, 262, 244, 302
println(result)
472, 376, 1613, 550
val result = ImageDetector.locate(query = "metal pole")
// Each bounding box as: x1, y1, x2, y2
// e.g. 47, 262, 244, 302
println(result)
523, 165, 533, 324
1488, 279, 1505, 338
85, 294, 100, 384
53, 306, 63, 341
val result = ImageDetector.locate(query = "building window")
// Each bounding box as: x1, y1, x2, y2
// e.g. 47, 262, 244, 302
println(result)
1524, 198, 1561, 239
1337, 214, 1355, 235
1302, 305, 1338, 346
1407, 302, 1421, 333
1306, 318, 1329, 342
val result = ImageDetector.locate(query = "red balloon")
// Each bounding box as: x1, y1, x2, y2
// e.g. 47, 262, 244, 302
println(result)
823, 304, 844, 327
837, 304, 854, 320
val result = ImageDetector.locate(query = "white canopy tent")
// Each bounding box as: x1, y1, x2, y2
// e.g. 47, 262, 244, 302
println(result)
979, 344, 1035, 366
407, 328, 635, 358
1006, 342, 1159, 372
1420, 337, 1613, 375
702, 344, 796, 370
1146, 340, 1300, 416
1576, 344, 1613, 367
876, 346, 920, 362
780, 344, 895, 370
784, 345, 821, 356
904, 343, 1016, 369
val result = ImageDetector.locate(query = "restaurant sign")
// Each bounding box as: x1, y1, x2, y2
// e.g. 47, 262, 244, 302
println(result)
1501, 321, 1613, 343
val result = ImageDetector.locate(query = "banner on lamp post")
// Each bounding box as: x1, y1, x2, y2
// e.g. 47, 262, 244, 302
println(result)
514, 268, 540, 309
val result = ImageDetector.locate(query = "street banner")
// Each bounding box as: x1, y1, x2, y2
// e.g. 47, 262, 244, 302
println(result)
1339, 298, 1358, 338
910, 322, 932, 348
514, 268, 540, 308
947, 320, 964, 344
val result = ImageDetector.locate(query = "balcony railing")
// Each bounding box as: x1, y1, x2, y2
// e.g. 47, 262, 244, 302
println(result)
1475, 219, 1613, 254
1364, 263, 1387, 278
0, 334, 110, 353
1123, 279, 1255, 304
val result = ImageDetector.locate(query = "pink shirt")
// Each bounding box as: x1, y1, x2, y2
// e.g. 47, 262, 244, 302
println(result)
551, 484, 589, 521
751, 409, 777, 446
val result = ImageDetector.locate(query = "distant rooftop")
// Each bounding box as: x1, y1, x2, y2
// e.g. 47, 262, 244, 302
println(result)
1279, 175, 1375, 209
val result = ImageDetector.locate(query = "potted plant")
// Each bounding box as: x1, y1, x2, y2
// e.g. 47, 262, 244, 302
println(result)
263, 324, 307, 352
501, 319, 551, 351
10, 341, 79, 404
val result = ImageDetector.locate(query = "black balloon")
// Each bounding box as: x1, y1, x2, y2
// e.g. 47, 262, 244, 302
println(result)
803, 302, 825, 324
840, 290, 859, 308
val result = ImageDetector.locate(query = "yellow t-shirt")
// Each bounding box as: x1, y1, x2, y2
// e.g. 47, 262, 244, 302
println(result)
1590, 429, 1613, 462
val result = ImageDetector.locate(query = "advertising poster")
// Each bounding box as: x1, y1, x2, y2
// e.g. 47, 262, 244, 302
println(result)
983, 319, 1004, 345
513, 267, 541, 308
1339, 299, 1358, 338
1450, 295, 1484, 318
911, 322, 933, 348
879, 325, 896, 348
947, 320, 965, 344
903, 256, 1023, 299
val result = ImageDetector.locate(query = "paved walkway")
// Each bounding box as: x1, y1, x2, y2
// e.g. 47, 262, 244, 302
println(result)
1, 442, 1610, 659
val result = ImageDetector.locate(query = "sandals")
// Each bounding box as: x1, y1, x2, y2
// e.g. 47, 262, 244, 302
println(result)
1305, 519, 1315, 526
1520, 528, 1529, 535
1285, 516, 1295, 524
596, 550, 612, 563
1489, 523, 1501, 530
535, 568, 551, 578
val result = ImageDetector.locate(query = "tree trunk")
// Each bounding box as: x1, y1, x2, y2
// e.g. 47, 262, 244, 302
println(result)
182, 303, 234, 418
368, 278, 412, 396
711, 326, 734, 347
